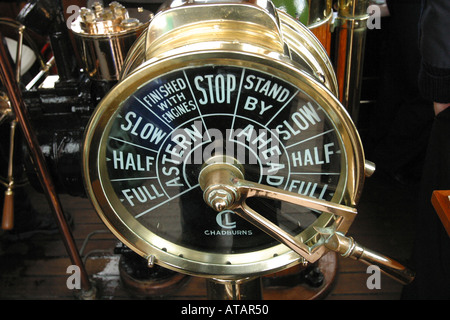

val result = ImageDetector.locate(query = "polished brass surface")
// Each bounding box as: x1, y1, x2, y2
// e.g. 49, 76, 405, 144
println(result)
70, 1, 151, 80
272, 0, 333, 54
364, 160, 376, 177
317, 229, 415, 285
272, 0, 332, 28
144, 0, 285, 60
277, 10, 338, 96
84, 52, 365, 278
334, 0, 370, 122
338, 0, 369, 17
199, 163, 415, 284
122, 0, 337, 94
199, 161, 357, 263
0, 92, 13, 125
207, 277, 263, 300
83, 0, 366, 280
75, 2, 140, 35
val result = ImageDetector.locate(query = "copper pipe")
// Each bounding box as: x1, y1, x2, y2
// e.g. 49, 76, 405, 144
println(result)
0, 32, 93, 294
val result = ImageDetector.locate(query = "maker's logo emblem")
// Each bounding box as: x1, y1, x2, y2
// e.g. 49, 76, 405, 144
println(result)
216, 210, 236, 229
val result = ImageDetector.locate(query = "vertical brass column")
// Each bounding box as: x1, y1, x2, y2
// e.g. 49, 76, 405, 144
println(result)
207, 278, 263, 300
334, 0, 369, 123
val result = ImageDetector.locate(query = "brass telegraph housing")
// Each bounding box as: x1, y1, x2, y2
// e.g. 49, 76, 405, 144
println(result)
83, 0, 414, 286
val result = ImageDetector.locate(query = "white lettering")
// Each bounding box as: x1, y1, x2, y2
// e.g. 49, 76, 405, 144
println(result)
291, 143, 334, 167
194, 74, 236, 105
122, 185, 164, 206
244, 74, 290, 102
288, 180, 328, 199
275, 103, 322, 140
120, 111, 167, 144
181, 304, 216, 317
113, 151, 154, 171
243, 96, 274, 115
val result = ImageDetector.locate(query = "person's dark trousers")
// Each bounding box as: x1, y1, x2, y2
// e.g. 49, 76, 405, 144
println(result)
402, 107, 450, 299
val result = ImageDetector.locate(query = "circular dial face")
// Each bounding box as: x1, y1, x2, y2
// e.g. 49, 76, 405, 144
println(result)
85, 59, 359, 277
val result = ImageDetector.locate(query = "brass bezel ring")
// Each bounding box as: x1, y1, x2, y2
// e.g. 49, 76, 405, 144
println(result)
83, 50, 365, 279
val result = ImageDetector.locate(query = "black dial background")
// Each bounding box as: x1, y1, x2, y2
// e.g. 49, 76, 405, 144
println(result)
101, 65, 343, 254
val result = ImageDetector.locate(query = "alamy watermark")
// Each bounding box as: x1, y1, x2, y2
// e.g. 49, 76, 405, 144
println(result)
65, 4, 384, 30
66, 265, 81, 290
166, 121, 282, 170
66, 264, 383, 290
367, 5, 383, 30
366, 265, 382, 289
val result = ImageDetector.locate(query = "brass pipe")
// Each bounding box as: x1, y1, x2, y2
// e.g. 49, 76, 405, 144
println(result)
207, 278, 263, 300
14, 25, 25, 84
322, 232, 415, 285
0, 32, 94, 297
199, 162, 415, 285
334, 0, 370, 123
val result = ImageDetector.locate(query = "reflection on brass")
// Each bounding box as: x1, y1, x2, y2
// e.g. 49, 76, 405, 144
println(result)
69, 1, 151, 81
207, 277, 263, 300
83, 0, 367, 281
199, 158, 357, 263
334, 0, 370, 122
364, 160, 376, 177
338, 0, 369, 17
273, 0, 333, 53
121, 0, 337, 94
277, 10, 338, 96
0, 91, 13, 124
84, 50, 365, 279
144, 0, 286, 60
318, 230, 415, 285
200, 160, 415, 285
77, 1, 139, 35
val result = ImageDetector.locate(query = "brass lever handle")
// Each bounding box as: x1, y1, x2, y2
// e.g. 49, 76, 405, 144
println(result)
315, 228, 415, 285
199, 160, 415, 285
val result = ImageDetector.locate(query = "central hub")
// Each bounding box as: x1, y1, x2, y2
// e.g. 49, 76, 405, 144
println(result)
199, 156, 245, 212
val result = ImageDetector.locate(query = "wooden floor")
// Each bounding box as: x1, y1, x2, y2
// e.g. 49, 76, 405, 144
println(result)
0, 172, 417, 300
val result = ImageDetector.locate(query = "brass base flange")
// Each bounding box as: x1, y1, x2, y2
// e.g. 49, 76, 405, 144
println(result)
263, 251, 338, 300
